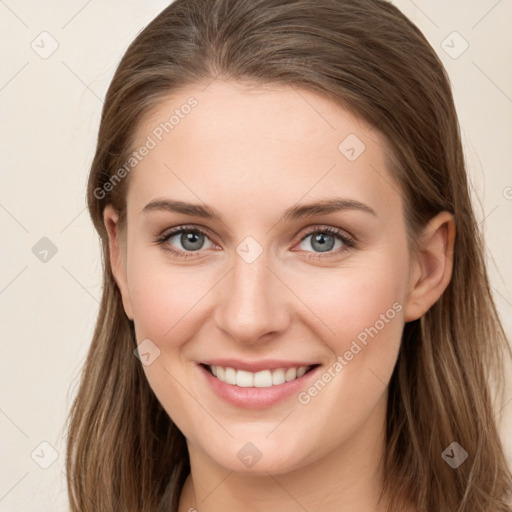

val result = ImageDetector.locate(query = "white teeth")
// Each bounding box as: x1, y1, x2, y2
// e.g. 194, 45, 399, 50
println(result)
285, 367, 297, 381
236, 370, 253, 387
225, 367, 237, 385
253, 370, 272, 388
208, 365, 311, 387
272, 368, 286, 385
296, 366, 307, 378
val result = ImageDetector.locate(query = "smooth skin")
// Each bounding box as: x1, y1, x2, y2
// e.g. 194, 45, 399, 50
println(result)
103, 80, 455, 512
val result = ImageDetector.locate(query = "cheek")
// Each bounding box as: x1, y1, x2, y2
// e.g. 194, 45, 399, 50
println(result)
337, 271, 404, 344
290, 248, 409, 367
126, 246, 214, 343
287, 253, 407, 445
125, 251, 213, 433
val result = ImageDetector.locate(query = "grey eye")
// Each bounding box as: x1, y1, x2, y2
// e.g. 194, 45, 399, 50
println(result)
299, 232, 344, 253
166, 229, 214, 252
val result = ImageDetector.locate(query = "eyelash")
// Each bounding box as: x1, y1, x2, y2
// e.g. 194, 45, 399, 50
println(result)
155, 224, 357, 260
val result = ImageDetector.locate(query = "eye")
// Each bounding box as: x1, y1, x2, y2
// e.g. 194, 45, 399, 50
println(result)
155, 224, 356, 260
295, 226, 356, 258
156, 225, 216, 257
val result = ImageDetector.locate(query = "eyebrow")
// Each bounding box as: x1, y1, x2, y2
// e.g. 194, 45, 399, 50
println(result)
141, 197, 377, 222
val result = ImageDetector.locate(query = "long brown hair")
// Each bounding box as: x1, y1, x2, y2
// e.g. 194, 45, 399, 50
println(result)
66, 1, 512, 510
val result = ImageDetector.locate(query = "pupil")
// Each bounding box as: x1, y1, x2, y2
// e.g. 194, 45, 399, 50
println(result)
182, 231, 203, 251
313, 233, 334, 252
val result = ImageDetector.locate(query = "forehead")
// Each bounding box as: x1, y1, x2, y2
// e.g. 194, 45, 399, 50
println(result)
127, 80, 402, 222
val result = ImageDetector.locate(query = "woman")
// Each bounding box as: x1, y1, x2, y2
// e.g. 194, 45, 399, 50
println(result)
66, 0, 512, 510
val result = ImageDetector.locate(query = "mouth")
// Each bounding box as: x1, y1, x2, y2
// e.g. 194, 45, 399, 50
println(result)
197, 358, 322, 408
200, 363, 319, 388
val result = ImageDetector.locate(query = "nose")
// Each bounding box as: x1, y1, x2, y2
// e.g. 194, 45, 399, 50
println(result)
213, 249, 291, 346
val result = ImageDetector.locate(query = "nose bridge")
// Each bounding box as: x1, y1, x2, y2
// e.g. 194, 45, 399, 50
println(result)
214, 244, 289, 344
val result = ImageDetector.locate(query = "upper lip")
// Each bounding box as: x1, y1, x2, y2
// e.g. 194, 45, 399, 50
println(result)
199, 359, 319, 373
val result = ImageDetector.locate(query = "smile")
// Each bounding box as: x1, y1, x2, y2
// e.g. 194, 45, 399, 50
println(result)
205, 364, 316, 387
198, 361, 321, 409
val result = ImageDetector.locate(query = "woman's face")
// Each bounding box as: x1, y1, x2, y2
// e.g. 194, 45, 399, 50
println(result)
106, 80, 423, 474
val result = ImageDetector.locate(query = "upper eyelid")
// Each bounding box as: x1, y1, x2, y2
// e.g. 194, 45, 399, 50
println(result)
300, 225, 353, 240
160, 224, 218, 244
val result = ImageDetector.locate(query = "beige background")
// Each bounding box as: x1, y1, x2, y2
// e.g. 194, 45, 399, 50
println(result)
0, 1, 511, 510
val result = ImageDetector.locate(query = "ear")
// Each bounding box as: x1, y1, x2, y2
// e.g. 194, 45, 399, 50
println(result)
103, 204, 134, 321
403, 211, 456, 322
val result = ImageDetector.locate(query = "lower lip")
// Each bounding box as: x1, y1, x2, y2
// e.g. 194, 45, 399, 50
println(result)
198, 364, 321, 409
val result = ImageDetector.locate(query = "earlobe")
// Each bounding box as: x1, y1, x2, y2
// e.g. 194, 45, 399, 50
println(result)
403, 211, 456, 322
103, 205, 134, 321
